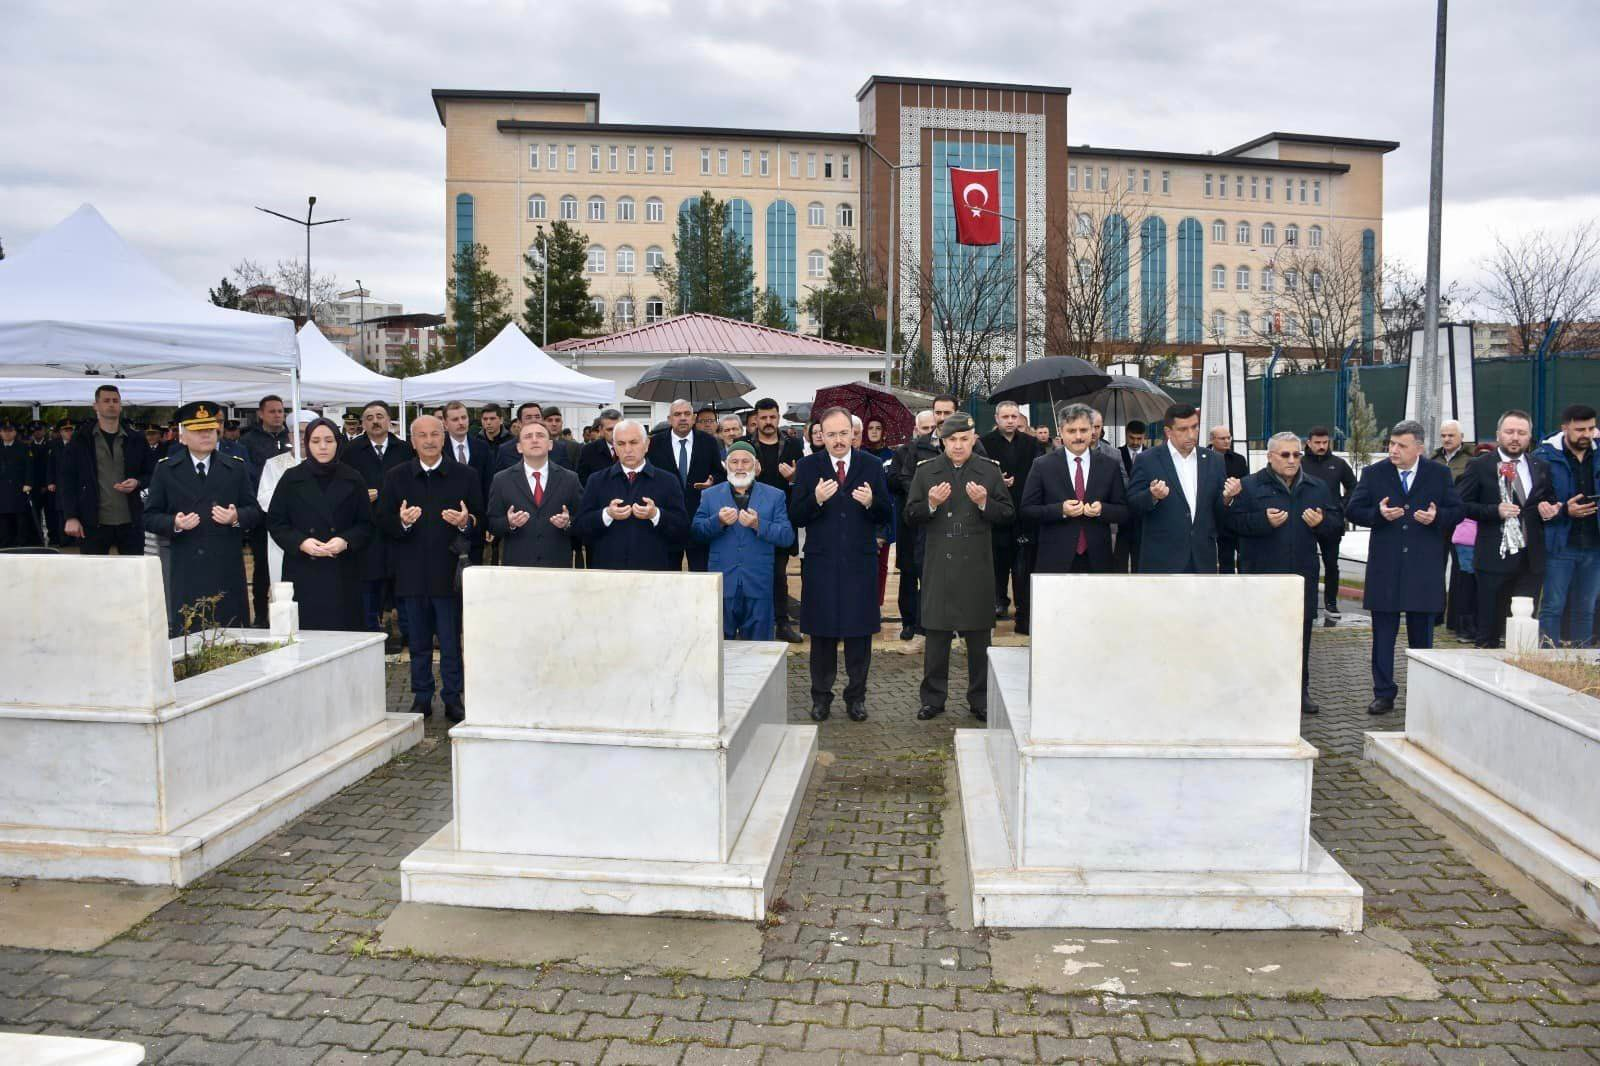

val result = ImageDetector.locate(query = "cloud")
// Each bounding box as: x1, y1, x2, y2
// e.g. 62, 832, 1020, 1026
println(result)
2, 0, 1595, 317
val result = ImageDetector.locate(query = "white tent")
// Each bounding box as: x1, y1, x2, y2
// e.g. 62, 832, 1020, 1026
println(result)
402, 322, 614, 407
0, 204, 298, 381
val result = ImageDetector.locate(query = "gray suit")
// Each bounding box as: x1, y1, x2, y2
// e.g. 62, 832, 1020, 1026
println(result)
486, 462, 581, 568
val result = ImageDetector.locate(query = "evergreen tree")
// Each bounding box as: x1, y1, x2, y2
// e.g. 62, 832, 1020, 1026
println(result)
654, 192, 755, 319
208, 277, 242, 309
442, 242, 515, 362
798, 235, 883, 347
755, 289, 792, 330
523, 221, 602, 343
1345, 364, 1381, 469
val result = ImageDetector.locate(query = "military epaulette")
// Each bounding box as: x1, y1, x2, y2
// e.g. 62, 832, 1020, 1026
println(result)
916, 456, 939, 465
227, 453, 245, 462
976, 455, 1001, 465
157, 455, 172, 463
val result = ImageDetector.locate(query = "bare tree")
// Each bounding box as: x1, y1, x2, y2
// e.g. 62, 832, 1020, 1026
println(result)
1238, 228, 1369, 369
1381, 259, 1461, 364
230, 258, 342, 323
1478, 222, 1600, 355
1043, 182, 1169, 367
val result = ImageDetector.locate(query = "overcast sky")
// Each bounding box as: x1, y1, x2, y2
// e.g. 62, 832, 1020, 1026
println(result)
3, 0, 1595, 318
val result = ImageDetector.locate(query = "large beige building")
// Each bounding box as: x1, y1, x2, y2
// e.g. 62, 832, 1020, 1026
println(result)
435, 81, 1395, 368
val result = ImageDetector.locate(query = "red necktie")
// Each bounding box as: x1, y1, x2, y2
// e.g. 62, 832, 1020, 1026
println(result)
835, 461, 846, 484
1073, 455, 1088, 555
627, 470, 637, 484
532, 471, 543, 507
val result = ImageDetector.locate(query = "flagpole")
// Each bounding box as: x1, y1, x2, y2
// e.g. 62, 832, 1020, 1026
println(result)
861, 139, 920, 388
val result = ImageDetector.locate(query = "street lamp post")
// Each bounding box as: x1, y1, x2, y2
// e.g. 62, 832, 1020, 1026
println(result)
1419, 0, 1449, 451
254, 196, 349, 327
356, 278, 365, 367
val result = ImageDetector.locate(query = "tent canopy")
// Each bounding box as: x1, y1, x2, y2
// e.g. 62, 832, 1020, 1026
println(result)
0, 204, 298, 381
0, 322, 401, 408
402, 323, 614, 407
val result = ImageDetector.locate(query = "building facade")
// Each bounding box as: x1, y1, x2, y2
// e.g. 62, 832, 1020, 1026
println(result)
437, 80, 1394, 377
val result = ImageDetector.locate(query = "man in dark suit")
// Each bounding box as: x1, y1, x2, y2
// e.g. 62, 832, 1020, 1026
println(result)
378, 415, 483, 721
492, 402, 543, 477
748, 397, 805, 641
1021, 402, 1129, 574
1228, 431, 1345, 715
1302, 425, 1358, 623
889, 410, 937, 640
575, 419, 688, 571
789, 407, 891, 723
1112, 419, 1147, 573
577, 408, 622, 485
1458, 409, 1559, 648
1118, 419, 1148, 479
1346, 419, 1464, 714
142, 402, 261, 633
341, 400, 414, 640
486, 420, 580, 567
0, 419, 35, 549
647, 398, 724, 571
1209, 425, 1251, 574
1127, 404, 1242, 573
542, 407, 583, 471
58, 384, 156, 556
981, 399, 1044, 628
442, 401, 495, 565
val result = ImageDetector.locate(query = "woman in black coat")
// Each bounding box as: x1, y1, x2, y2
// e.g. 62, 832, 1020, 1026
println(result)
267, 418, 373, 631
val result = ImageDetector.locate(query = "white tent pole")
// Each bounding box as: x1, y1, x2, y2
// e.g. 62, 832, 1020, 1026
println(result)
290, 367, 303, 460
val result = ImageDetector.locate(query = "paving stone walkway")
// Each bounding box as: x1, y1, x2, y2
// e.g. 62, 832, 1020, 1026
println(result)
3, 622, 1599, 1065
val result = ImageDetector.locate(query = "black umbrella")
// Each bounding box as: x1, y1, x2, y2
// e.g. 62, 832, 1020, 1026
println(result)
986, 356, 1111, 408
706, 396, 753, 413
1081, 375, 1174, 428
626, 356, 755, 403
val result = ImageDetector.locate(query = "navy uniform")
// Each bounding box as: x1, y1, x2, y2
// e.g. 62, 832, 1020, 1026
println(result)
905, 414, 1014, 721
0, 419, 35, 549
142, 402, 262, 633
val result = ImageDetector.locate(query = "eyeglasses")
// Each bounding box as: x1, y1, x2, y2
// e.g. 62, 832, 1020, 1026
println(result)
1274, 451, 1303, 459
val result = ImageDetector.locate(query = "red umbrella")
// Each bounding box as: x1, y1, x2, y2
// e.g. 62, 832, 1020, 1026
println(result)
811, 381, 914, 447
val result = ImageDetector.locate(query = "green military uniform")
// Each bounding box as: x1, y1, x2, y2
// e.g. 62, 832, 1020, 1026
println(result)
905, 414, 1014, 719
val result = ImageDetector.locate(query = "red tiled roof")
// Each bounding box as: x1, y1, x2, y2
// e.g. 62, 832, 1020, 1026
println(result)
547, 313, 885, 358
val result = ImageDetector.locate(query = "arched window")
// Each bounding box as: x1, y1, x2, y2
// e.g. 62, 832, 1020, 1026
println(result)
1212, 219, 1226, 242
1235, 265, 1251, 291
1075, 213, 1092, 238
1310, 269, 1324, 292
588, 196, 606, 222
1140, 216, 1168, 343
837, 203, 854, 228
1261, 222, 1276, 246
1261, 266, 1276, 292
586, 245, 606, 274
1308, 224, 1323, 248
615, 296, 635, 328
1284, 223, 1300, 246
1236, 221, 1251, 245
644, 298, 665, 324
616, 196, 636, 222
1211, 264, 1226, 290
644, 245, 665, 272
1101, 214, 1130, 340
559, 195, 578, 221
528, 194, 546, 221
806, 250, 825, 278
1176, 218, 1203, 342
807, 201, 824, 227
1237, 310, 1252, 337
765, 200, 797, 328
645, 197, 664, 223
1210, 310, 1227, 339
589, 295, 606, 319
616, 245, 636, 275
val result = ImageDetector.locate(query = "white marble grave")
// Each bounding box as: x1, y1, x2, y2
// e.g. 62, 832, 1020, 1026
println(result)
956, 574, 1364, 929
0, 1032, 145, 1065
400, 567, 816, 920
0, 555, 422, 885
1366, 649, 1600, 929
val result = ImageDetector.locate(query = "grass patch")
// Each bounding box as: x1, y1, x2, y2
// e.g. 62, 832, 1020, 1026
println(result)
1506, 649, 1600, 697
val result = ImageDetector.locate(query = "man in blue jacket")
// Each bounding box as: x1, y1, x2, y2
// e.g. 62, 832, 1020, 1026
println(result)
1228, 432, 1345, 716
692, 441, 795, 639
1534, 402, 1600, 646
1126, 403, 1242, 573
1346, 419, 1463, 715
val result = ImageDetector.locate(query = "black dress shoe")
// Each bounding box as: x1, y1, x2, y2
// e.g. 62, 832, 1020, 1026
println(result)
846, 700, 868, 722
809, 700, 831, 722
1367, 697, 1395, 716
916, 705, 945, 721
410, 695, 433, 718
778, 625, 803, 644
899, 625, 915, 641
971, 708, 988, 722
443, 699, 466, 723
994, 605, 1010, 620
1301, 697, 1320, 716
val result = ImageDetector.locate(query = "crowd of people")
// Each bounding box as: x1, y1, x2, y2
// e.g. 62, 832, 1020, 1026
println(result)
3, 382, 1595, 726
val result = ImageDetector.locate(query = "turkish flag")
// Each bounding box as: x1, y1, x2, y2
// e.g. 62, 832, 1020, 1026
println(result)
951, 166, 1002, 246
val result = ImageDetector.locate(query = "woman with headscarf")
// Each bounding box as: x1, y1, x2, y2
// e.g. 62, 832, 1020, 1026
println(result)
266, 417, 373, 631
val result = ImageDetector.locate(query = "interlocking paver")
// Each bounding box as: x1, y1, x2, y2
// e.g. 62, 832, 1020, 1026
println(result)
2, 615, 1599, 1065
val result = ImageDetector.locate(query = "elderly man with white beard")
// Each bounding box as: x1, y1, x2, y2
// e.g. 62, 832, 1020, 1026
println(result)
691, 441, 795, 640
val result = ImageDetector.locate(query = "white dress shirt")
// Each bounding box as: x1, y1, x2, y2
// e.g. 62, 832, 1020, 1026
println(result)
450, 435, 472, 465
826, 449, 852, 482
1064, 448, 1092, 497
187, 450, 210, 477
369, 434, 389, 458
670, 430, 694, 476
523, 460, 550, 501
602, 463, 660, 526
1169, 442, 1199, 521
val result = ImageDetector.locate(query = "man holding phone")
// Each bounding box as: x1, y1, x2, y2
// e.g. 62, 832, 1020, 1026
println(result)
1535, 403, 1600, 646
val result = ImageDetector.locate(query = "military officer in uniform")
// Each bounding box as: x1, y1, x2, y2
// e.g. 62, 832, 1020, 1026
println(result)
905, 412, 1014, 722
143, 402, 261, 634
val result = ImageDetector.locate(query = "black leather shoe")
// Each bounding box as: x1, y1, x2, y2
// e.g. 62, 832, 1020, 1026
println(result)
443, 699, 466, 723
778, 625, 803, 644
1367, 697, 1395, 716
410, 695, 433, 718
915, 705, 945, 721
1301, 697, 1320, 716
846, 700, 868, 722
971, 708, 988, 722
899, 625, 915, 641
994, 605, 1010, 620
809, 700, 831, 722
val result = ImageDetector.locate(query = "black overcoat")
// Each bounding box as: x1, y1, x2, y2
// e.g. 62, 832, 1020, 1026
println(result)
376, 459, 484, 599
340, 434, 414, 582
266, 462, 374, 631
1345, 458, 1463, 613
574, 462, 688, 571
142, 452, 261, 630
789, 449, 891, 638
